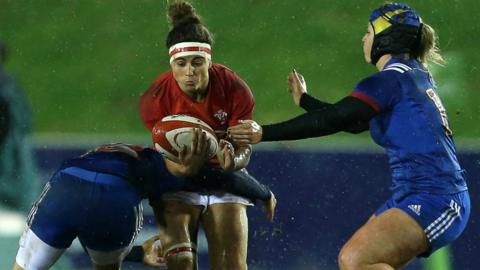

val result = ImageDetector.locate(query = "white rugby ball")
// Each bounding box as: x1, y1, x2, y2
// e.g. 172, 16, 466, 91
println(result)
152, 115, 219, 163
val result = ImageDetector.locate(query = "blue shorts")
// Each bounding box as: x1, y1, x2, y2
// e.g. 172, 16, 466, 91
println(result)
374, 191, 470, 257
27, 167, 143, 251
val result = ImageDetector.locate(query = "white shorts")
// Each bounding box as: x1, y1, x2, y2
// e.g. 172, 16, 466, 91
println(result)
162, 191, 253, 213
15, 227, 134, 269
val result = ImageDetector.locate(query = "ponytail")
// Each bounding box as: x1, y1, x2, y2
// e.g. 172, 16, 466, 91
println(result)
413, 22, 446, 67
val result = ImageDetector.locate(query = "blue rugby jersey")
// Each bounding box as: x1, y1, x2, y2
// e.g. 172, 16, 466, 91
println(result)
59, 147, 272, 202
61, 148, 190, 200
352, 57, 467, 196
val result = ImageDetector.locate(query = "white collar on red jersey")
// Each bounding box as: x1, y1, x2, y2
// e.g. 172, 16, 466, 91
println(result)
168, 42, 211, 64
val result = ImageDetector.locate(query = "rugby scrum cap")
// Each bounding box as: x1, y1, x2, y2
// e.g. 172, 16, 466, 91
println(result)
369, 3, 422, 65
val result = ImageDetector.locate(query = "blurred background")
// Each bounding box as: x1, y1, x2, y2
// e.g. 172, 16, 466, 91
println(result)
0, 0, 478, 269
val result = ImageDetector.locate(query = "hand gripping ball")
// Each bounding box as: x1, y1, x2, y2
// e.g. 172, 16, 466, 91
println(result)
152, 115, 219, 163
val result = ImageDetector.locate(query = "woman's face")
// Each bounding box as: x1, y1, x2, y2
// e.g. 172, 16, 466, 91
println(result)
362, 23, 374, 64
171, 55, 210, 95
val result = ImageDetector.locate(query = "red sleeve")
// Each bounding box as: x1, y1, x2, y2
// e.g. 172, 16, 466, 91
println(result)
228, 73, 254, 126
139, 77, 169, 131
350, 92, 382, 112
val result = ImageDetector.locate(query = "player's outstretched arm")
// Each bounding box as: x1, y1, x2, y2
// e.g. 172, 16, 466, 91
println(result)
228, 96, 376, 145
144, 148, 275, 219
188, 167, 276, 221
290, 70, 369, 133
289, 69, 335, 111
190, 167, 272, 200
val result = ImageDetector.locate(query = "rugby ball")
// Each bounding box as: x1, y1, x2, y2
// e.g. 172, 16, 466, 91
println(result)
152, 115, 219, 163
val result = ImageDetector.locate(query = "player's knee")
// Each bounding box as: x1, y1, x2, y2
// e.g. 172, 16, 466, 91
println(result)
338, 244, 363, 270
164, 242, 197, 268
209, 247, 245, 270
224, 256, 247, 270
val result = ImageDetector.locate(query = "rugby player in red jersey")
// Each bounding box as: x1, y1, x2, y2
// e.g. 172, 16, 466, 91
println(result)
139, 1, 267, 269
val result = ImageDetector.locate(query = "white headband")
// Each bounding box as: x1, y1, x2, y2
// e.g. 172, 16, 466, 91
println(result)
168, 42, 211, 64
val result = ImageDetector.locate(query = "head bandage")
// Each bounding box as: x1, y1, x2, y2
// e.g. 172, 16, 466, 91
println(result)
168, 42, 211, 64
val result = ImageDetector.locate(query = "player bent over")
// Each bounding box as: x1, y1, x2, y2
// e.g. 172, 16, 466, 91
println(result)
12, 143, 276, 270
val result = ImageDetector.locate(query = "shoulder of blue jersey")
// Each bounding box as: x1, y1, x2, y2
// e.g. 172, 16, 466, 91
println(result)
382, 63, 413, 73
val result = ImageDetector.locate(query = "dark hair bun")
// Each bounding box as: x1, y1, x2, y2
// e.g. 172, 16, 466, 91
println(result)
165, 1, 213, 48
168, 1, 201, 28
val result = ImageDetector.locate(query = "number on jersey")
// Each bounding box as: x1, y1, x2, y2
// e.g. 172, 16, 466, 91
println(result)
426, 88, 453, 136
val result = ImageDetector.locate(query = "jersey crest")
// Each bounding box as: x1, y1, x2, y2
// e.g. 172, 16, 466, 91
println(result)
214, 109, 228, 125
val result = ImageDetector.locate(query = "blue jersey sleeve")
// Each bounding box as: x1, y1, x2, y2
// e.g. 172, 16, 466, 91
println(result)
352, 72, 401, 112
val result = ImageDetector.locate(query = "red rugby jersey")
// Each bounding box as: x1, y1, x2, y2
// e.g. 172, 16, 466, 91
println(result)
139, 63, 254, 139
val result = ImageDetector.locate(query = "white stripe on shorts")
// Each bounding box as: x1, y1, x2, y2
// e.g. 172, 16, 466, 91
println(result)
424, 200, 461, 242
27, 182, 51, 227
128, 203, 143, 246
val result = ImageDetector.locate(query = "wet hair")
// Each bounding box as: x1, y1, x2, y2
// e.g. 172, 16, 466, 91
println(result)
166, 1, 214, 49
412, 22, 446, 66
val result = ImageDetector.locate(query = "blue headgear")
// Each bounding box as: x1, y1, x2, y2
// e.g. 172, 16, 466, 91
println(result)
369, 3, 422, 65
